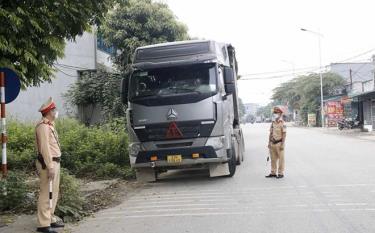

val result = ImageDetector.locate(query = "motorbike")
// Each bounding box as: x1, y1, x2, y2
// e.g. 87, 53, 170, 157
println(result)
337, 116, 361, 130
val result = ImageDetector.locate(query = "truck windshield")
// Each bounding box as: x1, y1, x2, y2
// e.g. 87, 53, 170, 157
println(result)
129, 64, 217, 100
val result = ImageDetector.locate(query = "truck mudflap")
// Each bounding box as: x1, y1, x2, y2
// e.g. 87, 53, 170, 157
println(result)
133, 146, 228, 168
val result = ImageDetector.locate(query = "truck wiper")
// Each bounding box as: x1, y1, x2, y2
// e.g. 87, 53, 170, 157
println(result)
131, 94, 160, 100
166, 87, 202, 94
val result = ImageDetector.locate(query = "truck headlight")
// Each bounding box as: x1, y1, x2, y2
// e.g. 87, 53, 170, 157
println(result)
129, 143, 141, 157
206, 136, 225, 150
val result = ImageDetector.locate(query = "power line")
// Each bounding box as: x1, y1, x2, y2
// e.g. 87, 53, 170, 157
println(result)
335, 48, 375, 63
240, 65, 318, 77
52, 65, 79, 78
239, 47, 375, 81
54, 62, 93, 71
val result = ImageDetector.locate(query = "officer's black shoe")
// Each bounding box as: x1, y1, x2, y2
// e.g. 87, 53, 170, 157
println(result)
276, 174, 284, 179
51, 221, 65, 228
36, 226, 57, 233
265, 174, 277, 178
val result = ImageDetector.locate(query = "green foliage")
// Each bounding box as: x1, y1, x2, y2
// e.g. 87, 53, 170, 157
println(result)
56, 118, 130, 179
0, 0, 114, 87
101, 0, 189, 73
7, 118, 131, 180
65, 0, 189, 122
7, 120, 36, 170
56, 169, 86, 222
0, 171, 28, 211
64, 67, 126, 121
271, 72, 344, 125
256, 103, 273, 119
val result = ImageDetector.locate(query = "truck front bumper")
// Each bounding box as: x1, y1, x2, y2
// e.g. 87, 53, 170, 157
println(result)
131, 146, 228, 168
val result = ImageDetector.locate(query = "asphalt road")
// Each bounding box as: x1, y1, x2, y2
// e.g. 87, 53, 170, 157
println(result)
72, 123, 375, 233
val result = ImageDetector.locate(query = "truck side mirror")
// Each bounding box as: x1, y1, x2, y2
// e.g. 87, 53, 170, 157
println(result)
120, 78, 129, 104
224, 67, 235, 84
224, 67, 235, 94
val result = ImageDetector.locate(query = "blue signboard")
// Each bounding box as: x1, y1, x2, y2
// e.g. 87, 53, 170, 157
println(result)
0, 68, 21, 104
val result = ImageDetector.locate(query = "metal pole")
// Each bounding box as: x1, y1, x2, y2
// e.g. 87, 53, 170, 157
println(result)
301, 28, 325, 127
0, 72, 7, 177
318, 36, 325, 127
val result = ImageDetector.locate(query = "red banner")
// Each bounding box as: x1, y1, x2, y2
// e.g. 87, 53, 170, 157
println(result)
325, 101, 344, 127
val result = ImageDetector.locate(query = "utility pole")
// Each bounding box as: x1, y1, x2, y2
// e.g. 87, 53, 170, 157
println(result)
300, 28, 325, 127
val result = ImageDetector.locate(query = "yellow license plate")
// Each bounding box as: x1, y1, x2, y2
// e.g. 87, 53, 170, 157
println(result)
167, 155, 182, 163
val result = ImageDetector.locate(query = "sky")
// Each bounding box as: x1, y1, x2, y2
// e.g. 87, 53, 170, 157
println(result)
162, 0, 375, 105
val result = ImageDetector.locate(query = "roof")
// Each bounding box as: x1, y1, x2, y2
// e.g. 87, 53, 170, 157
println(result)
349, 90, 375, 99
133, 40, 230, 69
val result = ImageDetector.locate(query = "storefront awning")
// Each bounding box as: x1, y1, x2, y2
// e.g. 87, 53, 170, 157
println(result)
349, 90, 375, 100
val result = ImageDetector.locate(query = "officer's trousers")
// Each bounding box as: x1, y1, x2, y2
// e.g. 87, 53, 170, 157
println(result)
36, 160, 60, 227
270, 143, 285, 175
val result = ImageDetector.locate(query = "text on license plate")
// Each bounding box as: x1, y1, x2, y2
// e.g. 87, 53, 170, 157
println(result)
167, 155, 182, 163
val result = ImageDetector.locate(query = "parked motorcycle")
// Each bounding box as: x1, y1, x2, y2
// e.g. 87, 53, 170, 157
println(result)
337, 116, 361, 130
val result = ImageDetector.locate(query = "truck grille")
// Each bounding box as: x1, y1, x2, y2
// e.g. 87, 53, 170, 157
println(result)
134, 121, 215, 142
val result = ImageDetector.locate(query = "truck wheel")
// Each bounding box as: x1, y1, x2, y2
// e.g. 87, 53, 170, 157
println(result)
227, 148, 236, 177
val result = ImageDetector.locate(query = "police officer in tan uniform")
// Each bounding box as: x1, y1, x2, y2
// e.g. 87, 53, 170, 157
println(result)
266, 106, 287, 179
35, 97, 64, 233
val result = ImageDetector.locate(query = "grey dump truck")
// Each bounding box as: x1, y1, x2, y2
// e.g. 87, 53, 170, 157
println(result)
121, 40, 245, 182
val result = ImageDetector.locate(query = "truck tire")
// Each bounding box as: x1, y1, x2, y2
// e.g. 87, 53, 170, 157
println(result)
227, 148, 236, 177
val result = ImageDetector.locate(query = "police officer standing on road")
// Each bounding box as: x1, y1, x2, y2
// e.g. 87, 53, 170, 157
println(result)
266, 106, 287, 179
35, 97, 64, 233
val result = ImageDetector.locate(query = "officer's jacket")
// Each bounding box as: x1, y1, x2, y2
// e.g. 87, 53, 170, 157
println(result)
270, 120, 286, 141
35, 118, 61, 169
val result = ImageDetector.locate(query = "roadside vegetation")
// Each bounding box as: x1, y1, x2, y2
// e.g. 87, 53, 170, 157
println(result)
257, 72, 344, 126
0, 0, 190, 223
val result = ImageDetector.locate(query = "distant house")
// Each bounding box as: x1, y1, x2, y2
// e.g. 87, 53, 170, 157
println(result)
8, 30, 115, 123
244, 103, 260, 116
329, 59, 375, 131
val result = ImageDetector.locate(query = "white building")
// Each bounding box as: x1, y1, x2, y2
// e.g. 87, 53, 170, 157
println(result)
244, 103, 260, 116
8, 31, 114, 122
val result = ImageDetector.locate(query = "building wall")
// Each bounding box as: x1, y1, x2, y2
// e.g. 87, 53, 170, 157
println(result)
7, 32, 113, 122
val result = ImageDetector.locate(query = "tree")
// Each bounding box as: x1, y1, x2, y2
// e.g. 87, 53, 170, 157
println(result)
100, 0, 189, 73
272, 72, 344, 125
0, 0, 113, 87
256, 103, 273, 119
64, 66, 125, 123
65, 0, 189, 124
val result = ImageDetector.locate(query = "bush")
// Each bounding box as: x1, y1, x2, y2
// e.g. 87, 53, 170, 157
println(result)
56, 118, 130, 179
0, 171, 28, 211
6, 118, 131, 180
7, 121, 36, 170
56, 169, 86, 222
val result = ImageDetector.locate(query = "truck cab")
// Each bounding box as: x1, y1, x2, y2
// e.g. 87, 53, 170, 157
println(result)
121, 40, 245, 182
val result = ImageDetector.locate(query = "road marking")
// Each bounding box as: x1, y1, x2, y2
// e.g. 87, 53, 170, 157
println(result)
123, 203, 236, 209
316, 183, 375, 188
101, 202, 373, 216
126, 198, 235, 205
132, 184, 375, 198
97, 208, 375, 219
129, 191, 316, 201
334, 203, 368, 206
